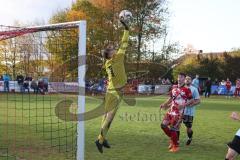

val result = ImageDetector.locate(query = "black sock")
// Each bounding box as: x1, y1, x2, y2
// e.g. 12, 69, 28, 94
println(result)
177, 131, 180, 139
187, 130, 193, 139
225, 158, 229, 160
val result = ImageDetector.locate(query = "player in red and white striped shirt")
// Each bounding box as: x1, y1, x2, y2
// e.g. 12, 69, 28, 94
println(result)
160, 73, 193, 152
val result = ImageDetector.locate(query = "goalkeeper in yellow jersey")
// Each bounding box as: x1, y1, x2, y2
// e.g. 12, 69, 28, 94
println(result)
95, 19, 130, 153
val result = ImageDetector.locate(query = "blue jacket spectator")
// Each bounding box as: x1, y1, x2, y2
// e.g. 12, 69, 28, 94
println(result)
192, 75, 199, 88
3, 74, 11, 92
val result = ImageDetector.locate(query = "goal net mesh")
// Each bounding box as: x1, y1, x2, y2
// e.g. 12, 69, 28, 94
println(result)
0, 23, 80, 160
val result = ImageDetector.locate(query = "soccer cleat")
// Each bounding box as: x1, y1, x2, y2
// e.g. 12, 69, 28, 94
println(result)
95, 140, 103, 153
186, 138, 192, 146
103, 139, 111, 148
169, 146, 179, 153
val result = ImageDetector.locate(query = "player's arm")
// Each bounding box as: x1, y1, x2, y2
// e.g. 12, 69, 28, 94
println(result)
160, 97, 172, 110
186, 87, 201, 107
230, 112, 240, 121
186, 98, 200, 108
116, 20, 129, 55
177, 98, 194, 110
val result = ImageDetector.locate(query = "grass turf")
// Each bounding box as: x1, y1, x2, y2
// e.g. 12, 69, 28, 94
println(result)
0, 93, 239, 159
85, 95, 240, 160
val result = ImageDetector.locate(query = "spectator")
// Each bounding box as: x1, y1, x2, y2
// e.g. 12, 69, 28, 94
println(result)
99, 77, 105, 92
43, 78, 49, 94
0, 75, 3, 81
234, 78, 240, 97
214, 78, 219, 85
31, 79, 38, 94
220, 80, 226, 86
166, 78, 171, 85
25, 75, 32, 81
151, 78, 155, 93
162, 78, 166, 85
23, 80, 30, 93
16, 74, 24, 93
38, 79, 44, 94
158, 77, 162, 84
192, 74, 200, 88
225, 78, 232, 98
205, 77, 212, 98
145, 79, 151, 85
3, 74, 10, 92
103, 78, 108, 92
131, 76, 139, 92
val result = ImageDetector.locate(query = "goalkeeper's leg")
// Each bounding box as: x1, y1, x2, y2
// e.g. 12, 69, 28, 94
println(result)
95, 90, 122, 153
98, 107, 119, 144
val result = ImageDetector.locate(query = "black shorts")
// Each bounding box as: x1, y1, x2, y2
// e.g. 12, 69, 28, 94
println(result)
228, 135, 240, 154
183, 115, 194, 128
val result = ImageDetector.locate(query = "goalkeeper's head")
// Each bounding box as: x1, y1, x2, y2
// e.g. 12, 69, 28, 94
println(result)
102, 45, 116, 60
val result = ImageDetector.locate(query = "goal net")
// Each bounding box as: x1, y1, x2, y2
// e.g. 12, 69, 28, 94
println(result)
0, 21, 86, 160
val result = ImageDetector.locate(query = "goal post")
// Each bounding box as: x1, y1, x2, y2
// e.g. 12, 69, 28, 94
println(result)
77, 21, 86, 160
0, 21, 87, 160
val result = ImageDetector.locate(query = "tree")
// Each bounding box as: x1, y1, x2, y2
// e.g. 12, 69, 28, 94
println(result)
122, 0, 169, 72
172, 51, 240, 81
48, 0, 170, 80
221, 52, 240, 80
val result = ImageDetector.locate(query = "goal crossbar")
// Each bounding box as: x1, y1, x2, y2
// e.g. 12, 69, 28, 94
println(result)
0, 21, 82, 41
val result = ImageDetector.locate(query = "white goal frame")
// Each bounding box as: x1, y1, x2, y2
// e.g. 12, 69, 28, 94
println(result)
0, 21, 87, 160
78, 21, 86, 160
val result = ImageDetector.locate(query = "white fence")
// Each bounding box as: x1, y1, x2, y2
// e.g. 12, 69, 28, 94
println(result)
137, 85, 171, 94
0, 81, 79, 93
0, 81, 171, 94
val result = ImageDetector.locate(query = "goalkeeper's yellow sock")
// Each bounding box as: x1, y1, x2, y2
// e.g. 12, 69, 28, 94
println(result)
99, 121, 112, 142
98, 116, 114, 144
97, 115, 107, 144
98, 134, 105, 144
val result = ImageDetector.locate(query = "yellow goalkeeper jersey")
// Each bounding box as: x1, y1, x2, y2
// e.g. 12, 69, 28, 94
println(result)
105, 30, 129, 90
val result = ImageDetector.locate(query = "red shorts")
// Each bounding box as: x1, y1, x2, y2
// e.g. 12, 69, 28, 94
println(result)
235, 88, 240, 95
162, 109, 183, 131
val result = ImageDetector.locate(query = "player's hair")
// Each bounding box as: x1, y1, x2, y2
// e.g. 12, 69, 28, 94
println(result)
186, 75, 193, 79
102, 43, 116, 59
102, 48, 114, 59
178, 72, 186, 77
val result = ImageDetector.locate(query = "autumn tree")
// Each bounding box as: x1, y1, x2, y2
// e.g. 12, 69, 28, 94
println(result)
48, 0, 171, 80
121, 0, 169, 69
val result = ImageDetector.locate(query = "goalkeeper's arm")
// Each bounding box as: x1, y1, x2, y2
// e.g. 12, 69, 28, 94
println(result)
116, 20, 130, 55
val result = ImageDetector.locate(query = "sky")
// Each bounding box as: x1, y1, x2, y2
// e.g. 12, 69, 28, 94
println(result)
169, 0, 240, 52
0, 0, 74, 25
0, 0, 239, 52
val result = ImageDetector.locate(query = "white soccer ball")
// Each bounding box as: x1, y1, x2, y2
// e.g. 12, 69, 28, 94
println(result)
119, 10, 133, 23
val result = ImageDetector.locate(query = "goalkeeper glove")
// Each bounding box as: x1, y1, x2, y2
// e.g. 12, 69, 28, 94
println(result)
120, 19, 129, 30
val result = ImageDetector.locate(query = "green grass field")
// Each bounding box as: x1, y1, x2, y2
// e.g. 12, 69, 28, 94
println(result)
0, 93, 239, 160
85, 95, 240, 160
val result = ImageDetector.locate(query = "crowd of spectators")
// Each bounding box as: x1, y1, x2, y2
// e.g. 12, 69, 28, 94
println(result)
199, 77, 240, 97
0, 74, 48, 94
2, 72, 239, 97
85, 76, 172, 95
